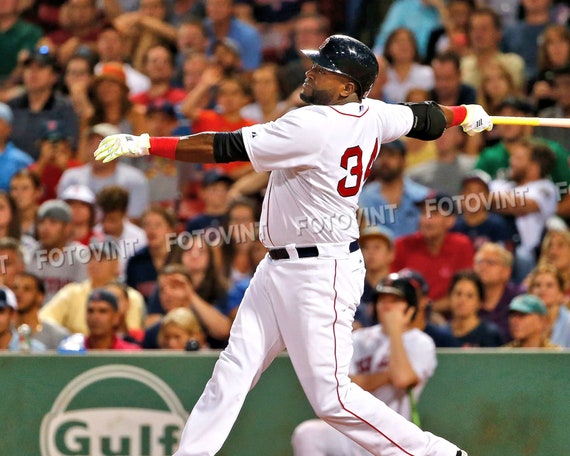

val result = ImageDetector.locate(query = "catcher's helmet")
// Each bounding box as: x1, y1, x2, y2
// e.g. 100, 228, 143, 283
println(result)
372, 273, 419, 321
301, 34, 379, 98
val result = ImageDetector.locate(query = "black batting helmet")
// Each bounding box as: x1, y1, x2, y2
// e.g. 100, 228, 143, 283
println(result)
372, 273, 420, 321
301, 34, 379, 98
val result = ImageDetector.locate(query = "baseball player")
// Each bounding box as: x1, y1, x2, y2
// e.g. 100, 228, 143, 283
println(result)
94, 35, 491, 456
292, 272, 437, 455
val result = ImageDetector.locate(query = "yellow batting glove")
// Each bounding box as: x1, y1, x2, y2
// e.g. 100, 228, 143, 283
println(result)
460, 105, 493, 136
93, 133, 151, 163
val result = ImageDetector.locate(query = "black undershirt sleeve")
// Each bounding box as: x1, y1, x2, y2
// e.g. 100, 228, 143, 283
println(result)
213, 131, 250, 163
400, 101, 447, 141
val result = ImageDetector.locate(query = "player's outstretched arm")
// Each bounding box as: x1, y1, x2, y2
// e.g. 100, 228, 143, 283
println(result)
440, 104, 493, 136
94, 132, 222, 164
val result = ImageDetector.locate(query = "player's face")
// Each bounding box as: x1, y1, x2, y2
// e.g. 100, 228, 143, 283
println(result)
376, 294, 408, 323
300, 63, 352, 105
528, 272, 564, 308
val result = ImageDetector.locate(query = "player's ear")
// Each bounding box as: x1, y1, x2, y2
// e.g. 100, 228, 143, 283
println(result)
340, 80, 357, 97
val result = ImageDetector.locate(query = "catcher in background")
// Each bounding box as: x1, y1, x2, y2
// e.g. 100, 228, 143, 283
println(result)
292, 272, 437, 455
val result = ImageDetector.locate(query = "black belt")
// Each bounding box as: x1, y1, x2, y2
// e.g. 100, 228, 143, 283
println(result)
268, 240, 359, 260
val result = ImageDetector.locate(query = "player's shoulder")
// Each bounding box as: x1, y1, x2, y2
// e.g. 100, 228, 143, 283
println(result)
405, 328, 436, 348
353, 324, 383, 343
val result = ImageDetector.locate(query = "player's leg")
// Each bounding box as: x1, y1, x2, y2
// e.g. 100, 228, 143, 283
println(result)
273, 252, 462, 456
174, 258, 285, 456
291, 418, 369, 456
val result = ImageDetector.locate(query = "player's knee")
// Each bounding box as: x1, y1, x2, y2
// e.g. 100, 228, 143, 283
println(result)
291, 419, 326, 455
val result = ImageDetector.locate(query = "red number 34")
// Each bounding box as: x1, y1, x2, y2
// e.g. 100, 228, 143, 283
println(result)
337, 139, 379, 197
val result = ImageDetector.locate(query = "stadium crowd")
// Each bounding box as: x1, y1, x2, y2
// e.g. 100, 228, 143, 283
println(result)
1, 0, 570, 354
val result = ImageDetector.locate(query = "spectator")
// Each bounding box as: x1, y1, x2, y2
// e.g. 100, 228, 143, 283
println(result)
25, 199, 88, 302
539, 228, 570, 300
181, 74, 255, 178
0, 191, 38, 264
58, 123, 150, 221
503, 293, 560, 348
367, 55, 390, 102
39, 239, 145, 334
203, 0, 262, 72
0, 103, 33, 191
93, 185, 147, 278
7, 46, 79, 160
526, 263, 570, 347
48, 0, 104, 66
381, 28, 435, 104
173, 20, 209, 87
473, 242, 523, 341
407, 126, 475, 196
130, 44, 187, 109
530, 24, 570, 111
94, 25, 150, 96
489, 137, 558, 279
0, 285, 45, 351
372, 0, 442, 61
428, 51, 476, 107
358, 140, 431, 239
355, 225, 395, 328
9, 169, 42, 237
29, 120, 82, 202
276, 12, 329, 99
60, 184, 99, 245
157, 307, 207, 350
125, 205, 179, 303
62, 52, 96, 119
166, 0, 206, 28
391, 191, 475, 317
211, 37, 244, 76
474, 97, 570, 199
400, 268, 461, 347
425, 0, 474, 64
535, 65, 570, 154
185, 170, 234, 233
0, 237, 26, 290
240, 63, 286, 123
500, 0, 554, 82
103, 280, 145, 344
292, 272, 437, 455
461, 7, 525, 92
113, 0, 177, 73
79, 288, 142, 350
452, 171, 513, 251
12, 271, 69, 348
446, 270, 505, 347
0, 0, 42, 84
143, 263, 231, 349
77, 62, 147, 157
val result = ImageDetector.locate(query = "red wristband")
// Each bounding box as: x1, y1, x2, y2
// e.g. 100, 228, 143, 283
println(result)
449, 105, 467, 126
149, 137, 180, 160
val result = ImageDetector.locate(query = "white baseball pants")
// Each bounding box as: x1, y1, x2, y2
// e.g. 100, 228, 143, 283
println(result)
173, 250, 461, 456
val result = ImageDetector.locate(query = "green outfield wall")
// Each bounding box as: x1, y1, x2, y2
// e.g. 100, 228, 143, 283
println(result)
1, 350, 568, 456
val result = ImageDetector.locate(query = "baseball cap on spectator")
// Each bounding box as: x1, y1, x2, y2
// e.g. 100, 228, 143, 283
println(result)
22, 46, 58, 70
37, 199, 72, 223
382, 139, 406, 155
147, 99, 177, 118
40, 120, 67, 142
461, 169, 491, 191
509, 294, 547, 315
86, 123, 121, 138
497, 96, 536, 115
414, 190, 455, 214
0, 103, 13, 124
93, 62, 128, 90
202, 170, 233, 187
359, 225, 394, 248
0, 287, 17, 310
61, 185, 96, 205
87, 288, 119, 311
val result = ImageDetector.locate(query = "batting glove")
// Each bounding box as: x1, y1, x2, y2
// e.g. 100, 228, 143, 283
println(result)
460, 105, 493, 136
93, 133, 151, 163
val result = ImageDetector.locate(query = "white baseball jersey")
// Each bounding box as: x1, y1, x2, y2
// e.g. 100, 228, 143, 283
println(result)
351, 325, 437, 419
241, 99, 414, 247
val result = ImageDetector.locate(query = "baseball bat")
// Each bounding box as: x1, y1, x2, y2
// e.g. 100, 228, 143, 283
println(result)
490, 116, 570, 128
